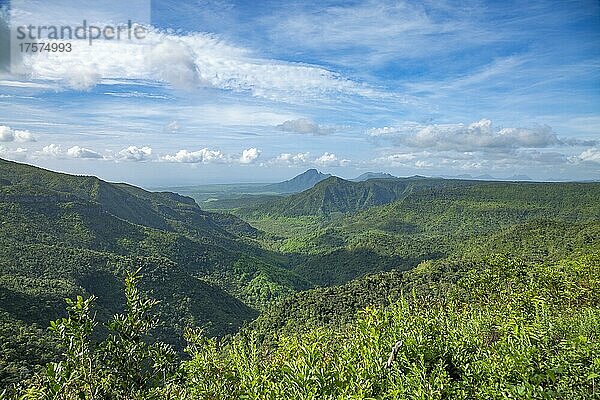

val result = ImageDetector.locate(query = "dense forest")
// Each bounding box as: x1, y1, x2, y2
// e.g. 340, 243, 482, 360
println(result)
0, 158, 598, 399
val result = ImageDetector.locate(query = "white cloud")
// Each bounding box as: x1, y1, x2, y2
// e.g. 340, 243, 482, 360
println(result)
65, 66, 101, 91
0, 146, 28, 161
414, 160, 433, 168
148, 40, 199, 89
239, 147, 261, 164
36, 144, 103, 160
368, 119, 561, 151
38, 144, 62, 158
273, 152, 311, 165
116, 146, 153, 162
263, 0, 512, 69
371, 153, 417, 166
161, 147, 265, 164
277, 118, 334, 135
270, 151, 350, 167
161, 148, 227, 163
66, 146, 104, 159
314, 152, 350, 167
569, 148, 600, 164
0, 125, 36, 142
18, 29, 381, 101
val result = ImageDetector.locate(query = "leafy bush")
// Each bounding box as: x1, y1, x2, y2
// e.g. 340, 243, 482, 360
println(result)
6, 254, 598, 399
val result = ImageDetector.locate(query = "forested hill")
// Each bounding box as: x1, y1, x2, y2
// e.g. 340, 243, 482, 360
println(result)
0, 159, 310, 386
241, 176, 447, 216
239, 175, 599, 287
0, 158, 257, 240
241, 174, 600, 217
1, 159, 599, 396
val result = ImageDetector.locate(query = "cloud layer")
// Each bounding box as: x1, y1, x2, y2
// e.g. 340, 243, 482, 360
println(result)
161, 147, 261, 164
18, 29, 382, 103
368, 119, 561, 151
0, 126, 35, 143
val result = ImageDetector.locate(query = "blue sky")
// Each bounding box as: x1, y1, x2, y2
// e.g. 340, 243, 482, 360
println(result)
0, 0, 598, 186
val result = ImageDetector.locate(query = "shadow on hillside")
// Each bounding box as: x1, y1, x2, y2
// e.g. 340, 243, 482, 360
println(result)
289, 247, 445, 287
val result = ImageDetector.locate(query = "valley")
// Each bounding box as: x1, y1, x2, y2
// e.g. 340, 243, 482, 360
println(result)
1, 160, 598, 398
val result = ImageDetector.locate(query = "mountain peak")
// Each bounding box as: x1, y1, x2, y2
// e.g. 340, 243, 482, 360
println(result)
265, 169, 332, 193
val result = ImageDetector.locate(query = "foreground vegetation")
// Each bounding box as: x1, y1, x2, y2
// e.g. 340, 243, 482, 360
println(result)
4, 252, 599, 399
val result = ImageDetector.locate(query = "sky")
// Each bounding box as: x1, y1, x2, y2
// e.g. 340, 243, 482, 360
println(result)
0, 0, 598, 186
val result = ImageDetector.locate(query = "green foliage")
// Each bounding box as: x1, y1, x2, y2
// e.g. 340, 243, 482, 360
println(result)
2, 158, 600, 398
5, 253, 600, 399
0, 159, 297, 386
178, 253, 600, 399
238, 178, 600, 288
14, 271, 179, 400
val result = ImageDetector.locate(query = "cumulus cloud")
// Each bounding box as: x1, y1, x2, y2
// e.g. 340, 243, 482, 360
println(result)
38, 144, 62, 157
277, 118, 334, 135
372, 153, 417, 166
161, 147, 263, 164
147, 40, 199, 89
370, 152, 436, 169
239, 148, 261, 164
0, 146, 28, 161
368, 119, 561, 151
66, 146, 104, 159
161, 148, 227, 163
272, 152, 311, 165
569, 148, 600, 164
415, 160, 433, 168
270, 151, 349, 167
37, 144, 105, 161
116, 146, 153, 162
0, 125, 35, 142
314, 152, 350, 167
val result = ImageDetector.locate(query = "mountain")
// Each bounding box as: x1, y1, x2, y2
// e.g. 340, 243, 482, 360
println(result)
0, 158, 314, 386
254, 175, 589, 218
244, 176, 477, 216
351, 172, 397, 181
264, 169, 331, 193
237, 176, 600, 287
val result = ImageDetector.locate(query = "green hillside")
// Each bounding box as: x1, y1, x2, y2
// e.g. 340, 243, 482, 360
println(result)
7, 251, 599, 399
1, 159, 599, 398
238, 178, 600, 286
0, 159, 309, 387
241, 176, 483, 217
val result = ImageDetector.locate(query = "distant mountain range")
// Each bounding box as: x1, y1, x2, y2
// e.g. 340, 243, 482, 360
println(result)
265, 170, 400, 194
266, 170, 535, 195
351, 172, 397, 181
242, 173, 600, 217
245, 175, 468, 216
264, 169, 331, 193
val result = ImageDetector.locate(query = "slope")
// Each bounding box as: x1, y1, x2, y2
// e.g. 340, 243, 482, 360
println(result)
243, 176, 483, 217
0, 159, 312, 386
